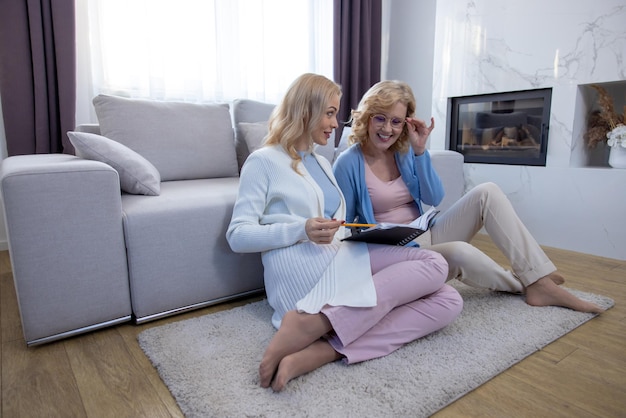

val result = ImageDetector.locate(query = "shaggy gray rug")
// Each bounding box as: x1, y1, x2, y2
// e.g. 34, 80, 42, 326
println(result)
138, 280, 613, 418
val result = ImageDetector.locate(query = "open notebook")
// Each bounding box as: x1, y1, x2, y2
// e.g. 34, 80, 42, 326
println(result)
342, 207, 439, 246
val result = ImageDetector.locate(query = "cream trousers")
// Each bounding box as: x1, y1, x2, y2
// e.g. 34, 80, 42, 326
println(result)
427, 182, 556, 293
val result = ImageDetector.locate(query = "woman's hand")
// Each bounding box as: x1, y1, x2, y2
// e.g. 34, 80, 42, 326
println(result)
406, 117, 435, 156
305, 218, 343, 244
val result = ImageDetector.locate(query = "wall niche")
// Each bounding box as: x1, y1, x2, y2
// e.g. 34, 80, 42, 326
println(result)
572, 81, 626, 168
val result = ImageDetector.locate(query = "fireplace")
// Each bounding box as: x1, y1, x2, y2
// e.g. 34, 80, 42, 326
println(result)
446, 88, 552, 166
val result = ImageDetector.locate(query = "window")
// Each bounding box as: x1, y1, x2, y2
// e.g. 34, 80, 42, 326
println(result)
82, 0, 333, 104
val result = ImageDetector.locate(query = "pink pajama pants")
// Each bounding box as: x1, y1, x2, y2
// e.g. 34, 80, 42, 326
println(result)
322, 245, 463, 364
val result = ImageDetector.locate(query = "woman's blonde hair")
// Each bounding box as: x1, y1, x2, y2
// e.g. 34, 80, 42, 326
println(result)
348, 80, 416, 153
265, 73, 342, 172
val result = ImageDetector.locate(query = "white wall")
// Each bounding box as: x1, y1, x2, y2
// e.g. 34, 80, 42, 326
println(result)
382, 0, 437, 121
385, 0, 626, 260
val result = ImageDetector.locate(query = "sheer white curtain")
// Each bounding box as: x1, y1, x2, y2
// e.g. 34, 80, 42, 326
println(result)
76, 0, 333, 123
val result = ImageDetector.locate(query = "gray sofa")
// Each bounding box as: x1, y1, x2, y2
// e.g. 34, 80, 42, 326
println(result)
0, 95, 465, 346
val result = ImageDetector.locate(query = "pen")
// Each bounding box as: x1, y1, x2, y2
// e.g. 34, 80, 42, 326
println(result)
342, 223, 376, 228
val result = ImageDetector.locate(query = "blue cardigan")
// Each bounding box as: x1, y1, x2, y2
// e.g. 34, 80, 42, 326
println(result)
332, 143, 445, 224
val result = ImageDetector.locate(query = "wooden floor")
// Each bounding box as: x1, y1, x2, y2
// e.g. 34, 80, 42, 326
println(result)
1, 235, 624, 418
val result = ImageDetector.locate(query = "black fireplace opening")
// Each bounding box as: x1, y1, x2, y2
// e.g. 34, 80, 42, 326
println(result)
446, 88, 552, 166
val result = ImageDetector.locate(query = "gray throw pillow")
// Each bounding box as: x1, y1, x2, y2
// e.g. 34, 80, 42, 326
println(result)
92, 94, 238, 181
238, 122, 268, 154
232, 99, 276, 169
68, 131, 161, 196
238, 121, 340, 164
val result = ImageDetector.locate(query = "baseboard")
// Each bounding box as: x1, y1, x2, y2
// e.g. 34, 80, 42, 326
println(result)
0, 240, 7, 251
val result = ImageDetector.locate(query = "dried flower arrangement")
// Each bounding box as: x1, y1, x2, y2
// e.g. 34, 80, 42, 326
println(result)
584, 84, 626, 148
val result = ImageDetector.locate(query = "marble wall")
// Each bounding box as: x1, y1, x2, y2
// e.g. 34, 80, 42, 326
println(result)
427, 0, 626, 260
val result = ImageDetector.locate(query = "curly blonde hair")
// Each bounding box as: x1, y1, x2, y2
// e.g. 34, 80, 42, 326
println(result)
265, 73, 342, 172
348, 80, 416, 154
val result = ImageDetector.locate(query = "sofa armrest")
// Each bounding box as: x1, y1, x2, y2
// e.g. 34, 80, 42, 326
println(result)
0, 154, 132, 345
429, 150, 465, 213
75, 123, 101, 135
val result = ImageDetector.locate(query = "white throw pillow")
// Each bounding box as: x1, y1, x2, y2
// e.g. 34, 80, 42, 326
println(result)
68, 131, 161, 196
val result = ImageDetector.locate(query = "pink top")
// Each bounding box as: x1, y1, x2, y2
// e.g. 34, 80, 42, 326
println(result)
365, 161, 420, 224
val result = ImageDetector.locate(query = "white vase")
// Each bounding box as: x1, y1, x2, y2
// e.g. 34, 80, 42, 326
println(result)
608, 144, 626, 168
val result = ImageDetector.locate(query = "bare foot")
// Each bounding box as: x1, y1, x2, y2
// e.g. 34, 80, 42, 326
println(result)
547, 272, 565, 285
271, 340, 341, 392
259, 310, 332, 388
525, 277, 604, 313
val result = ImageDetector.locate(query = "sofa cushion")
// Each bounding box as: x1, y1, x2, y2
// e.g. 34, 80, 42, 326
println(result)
68, 131, 161, 196
429, 150, 465, 213
238, 122, 268, 154
232, 99, 276, 169
238, 120, 341, 165
334, 126, 352, 161
93, 94, 238, 181
120, 178, 264, 320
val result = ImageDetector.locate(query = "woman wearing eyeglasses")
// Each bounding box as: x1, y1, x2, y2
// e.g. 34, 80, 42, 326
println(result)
227, 74, 463, 392
333, 80, 604, 313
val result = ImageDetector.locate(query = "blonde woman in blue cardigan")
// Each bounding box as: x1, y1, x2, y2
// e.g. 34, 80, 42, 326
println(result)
226, 74, 463, 392
333, 80, 604, 314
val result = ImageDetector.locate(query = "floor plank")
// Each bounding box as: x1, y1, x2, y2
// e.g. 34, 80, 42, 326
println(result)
506, 348, 626, 417
64, 327, 175, 418
117, 323, 187, 418
1, 269, 22, 344
2, 339, 86, 417
434, 371, 597, 418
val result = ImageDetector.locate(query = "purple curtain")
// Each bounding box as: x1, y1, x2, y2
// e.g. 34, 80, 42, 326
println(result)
0, 0, 76, 156
333, 0, 382, 143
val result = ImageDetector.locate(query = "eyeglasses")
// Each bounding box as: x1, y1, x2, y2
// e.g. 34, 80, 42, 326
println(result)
370, 114, 406, 130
